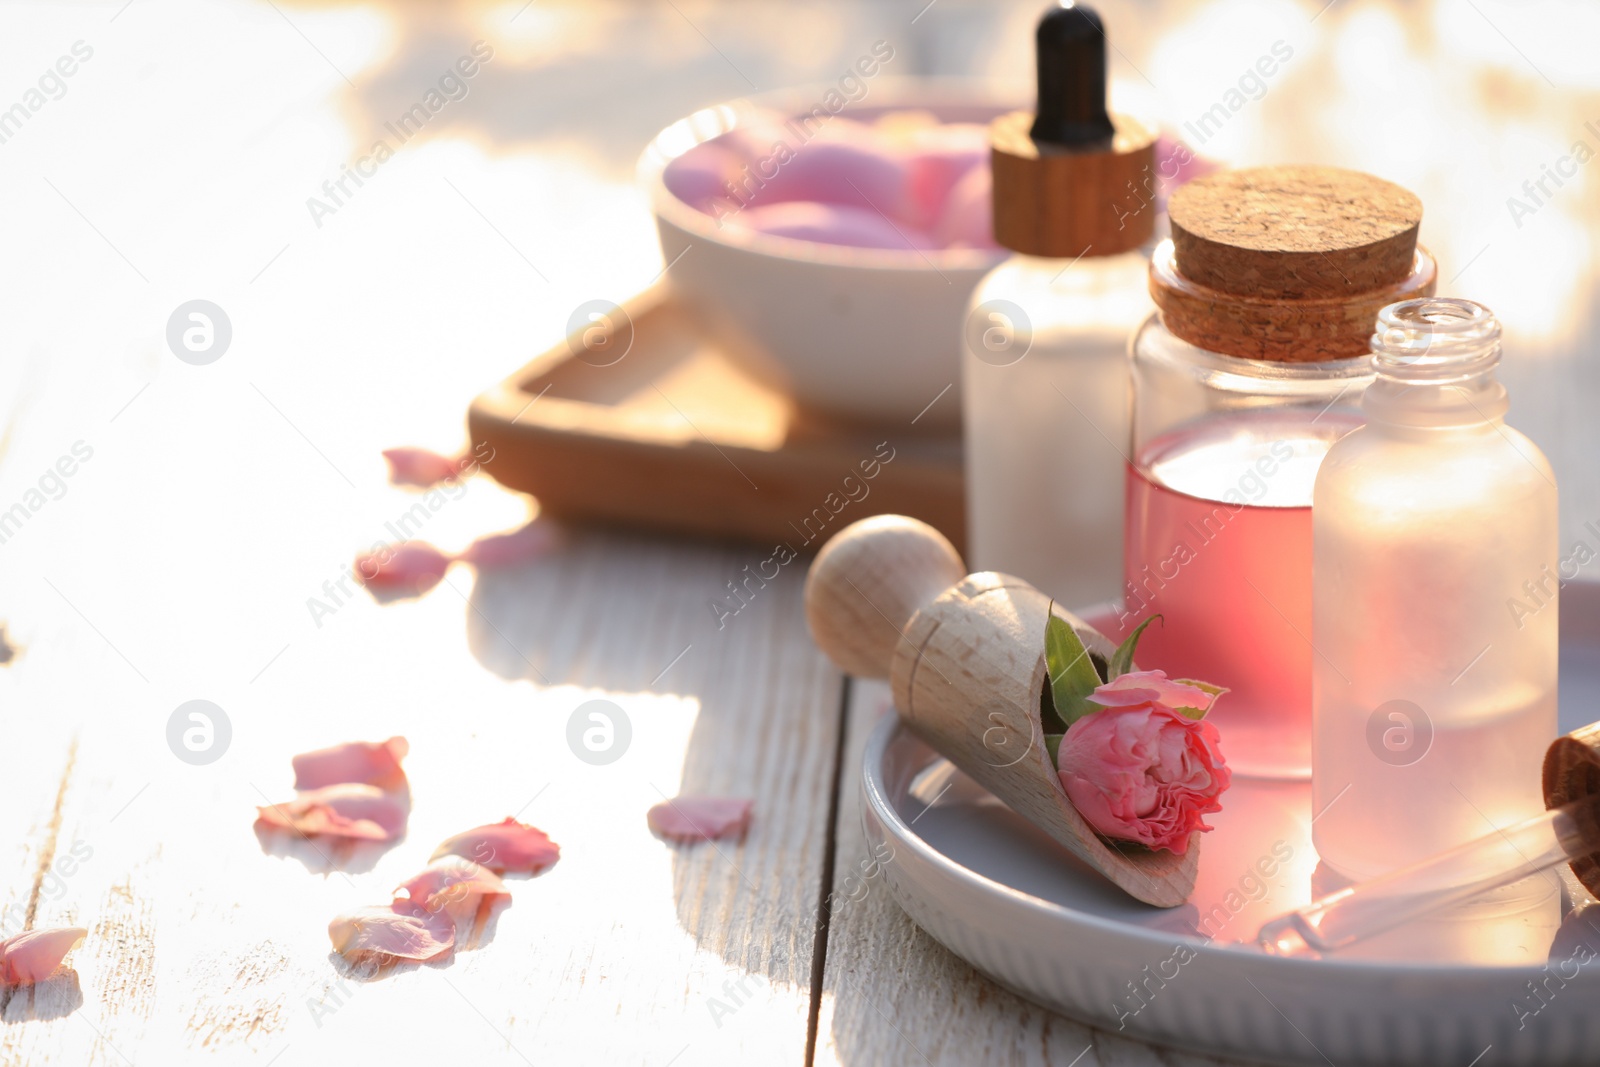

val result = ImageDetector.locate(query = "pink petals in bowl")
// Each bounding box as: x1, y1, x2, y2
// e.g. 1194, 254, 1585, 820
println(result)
664, 110, 996, 253
647, 796, 754, 844
0, 926, 87, 985
431, 817, 561, 876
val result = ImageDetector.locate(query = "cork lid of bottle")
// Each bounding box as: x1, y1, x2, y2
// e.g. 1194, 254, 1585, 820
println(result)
989, 2, 1157, 258
1152, 165, 1434, 362
1167, 166, 1423, 298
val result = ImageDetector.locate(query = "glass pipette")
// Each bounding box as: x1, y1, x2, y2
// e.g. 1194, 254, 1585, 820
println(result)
1257, 793, 1600, 957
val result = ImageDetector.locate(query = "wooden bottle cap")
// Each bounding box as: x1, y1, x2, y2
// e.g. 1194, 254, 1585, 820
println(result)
989, 110, 1158, 258
1168, 166, 1423, 299
1543, 722, 1600, 898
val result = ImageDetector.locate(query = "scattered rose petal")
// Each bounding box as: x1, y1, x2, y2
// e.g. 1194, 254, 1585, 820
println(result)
354, 542, 452, 598
329, 902, 454, 963
431, 817, 560, 875
0, 926, 86, 985
383, 447, 473, 489
647, 796, 754, 843
292, 736, 409, 791
457, 522, 561, 569
256, 783, 409, 842
395, 857, 509, 921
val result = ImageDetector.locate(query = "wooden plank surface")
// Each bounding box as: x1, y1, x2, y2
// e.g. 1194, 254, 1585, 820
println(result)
5, 2, 1600, 1065
812, 681, 1240, 1067
0, 515, 843, 1065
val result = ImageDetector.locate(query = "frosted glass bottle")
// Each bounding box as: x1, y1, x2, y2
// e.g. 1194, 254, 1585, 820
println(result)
962, 248, 1151, 607
1311, 298, 1558, 880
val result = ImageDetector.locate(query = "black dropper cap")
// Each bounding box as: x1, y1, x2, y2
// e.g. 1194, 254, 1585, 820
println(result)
1029, 2, 1117, 148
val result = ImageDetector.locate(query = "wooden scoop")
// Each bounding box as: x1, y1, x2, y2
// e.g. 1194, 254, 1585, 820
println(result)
805, 514, 1200, 908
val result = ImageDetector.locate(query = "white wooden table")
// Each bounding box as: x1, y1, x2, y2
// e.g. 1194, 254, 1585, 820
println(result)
2, 1, 1595, 1063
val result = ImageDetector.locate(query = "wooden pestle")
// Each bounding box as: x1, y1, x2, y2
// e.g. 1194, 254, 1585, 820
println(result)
805, 514, 1201, 908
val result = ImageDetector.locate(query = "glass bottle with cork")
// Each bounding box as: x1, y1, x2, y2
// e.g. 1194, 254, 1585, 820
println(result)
1312, 297, 1558, 880
1123, 166, 1437, 779
961, 1, 1156, 609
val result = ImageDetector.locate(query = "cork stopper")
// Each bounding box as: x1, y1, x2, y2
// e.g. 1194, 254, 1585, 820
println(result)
1168, 166, 1423, 298
989, 3, 1157, 258
1543, 722, 1600, 899
1152, 165, 1434, 361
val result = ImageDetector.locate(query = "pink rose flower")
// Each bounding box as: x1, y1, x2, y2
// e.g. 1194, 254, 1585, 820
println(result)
1056, 670, 1230, 855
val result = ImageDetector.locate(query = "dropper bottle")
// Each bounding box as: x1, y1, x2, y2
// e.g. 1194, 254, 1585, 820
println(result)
1312, 298, 1559, 879
961, 1, 1157, 608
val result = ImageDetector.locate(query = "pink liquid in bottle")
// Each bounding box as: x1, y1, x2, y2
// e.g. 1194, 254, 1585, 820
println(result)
1119, 410, 1361, 778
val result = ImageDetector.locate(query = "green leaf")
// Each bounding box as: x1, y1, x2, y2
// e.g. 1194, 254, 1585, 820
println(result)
1045, 605, 1104, 727
1108, 614, 1162, 680
1044, 733, 1064, 768
1172, 678, 1228, 720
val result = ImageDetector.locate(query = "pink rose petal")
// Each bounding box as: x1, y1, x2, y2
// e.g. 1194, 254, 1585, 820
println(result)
647, 796, 753, 843
0, 926, 87, 985
718, 119, 917, 222
1089, 670, 1221, 714
1056, 670, 1232, 854
935, 165, 997, 249
382, 447, 473, 489
431, 817, 560, 876
354, 542, 453, 598
292, 736, 409, 792
1152, 133, 1222, 213
256, 783, 409, 842
903, 122, 989, 230
732, 202, 937, 251
457, 522, 561, 569
664, 141, 747, 214
328, 902, 454, 963
395, 857, 509, 921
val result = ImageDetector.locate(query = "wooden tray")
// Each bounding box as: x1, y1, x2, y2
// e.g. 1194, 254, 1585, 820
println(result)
467, 285, 966, 554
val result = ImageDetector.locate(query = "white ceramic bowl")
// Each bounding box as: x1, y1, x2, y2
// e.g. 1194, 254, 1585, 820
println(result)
640, 80, 1014, 430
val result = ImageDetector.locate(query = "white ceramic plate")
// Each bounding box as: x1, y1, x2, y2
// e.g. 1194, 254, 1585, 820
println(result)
861, 582, 1600, 1066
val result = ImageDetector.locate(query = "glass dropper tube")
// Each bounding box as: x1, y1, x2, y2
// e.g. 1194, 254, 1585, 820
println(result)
1258, 793, 1600, 957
